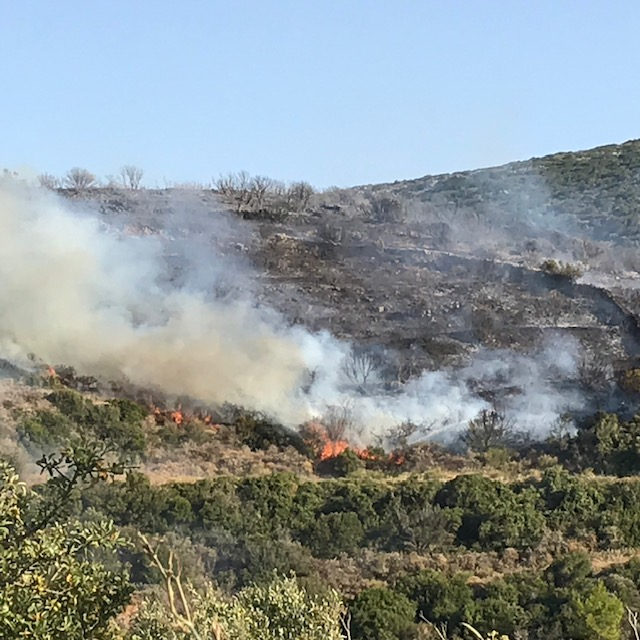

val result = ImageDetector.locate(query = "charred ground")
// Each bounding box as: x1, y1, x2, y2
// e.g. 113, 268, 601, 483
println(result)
62, 139, 640, 400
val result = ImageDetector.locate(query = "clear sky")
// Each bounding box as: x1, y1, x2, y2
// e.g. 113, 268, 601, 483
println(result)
2, 1, 640, 188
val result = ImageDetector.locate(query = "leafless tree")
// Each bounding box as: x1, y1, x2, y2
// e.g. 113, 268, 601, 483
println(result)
38, 173, 60, 189
343, 350, 378, 391
368, 194, 405, 223
215, 171, 253, 213
577, 352, 614, 392
63, 167, 96, 190
419, 614, 449, 640
340, 610, 352, 640
461, 406, 515, 453
139, 533, 220, 640
119, 165, 144, 189
248, 175, 277, 210
322, 403, 355, 441
386, 420, 421, 451
287, 181, 314, 212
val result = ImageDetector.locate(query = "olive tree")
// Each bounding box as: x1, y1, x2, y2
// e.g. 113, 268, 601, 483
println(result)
0, 454, 132, 639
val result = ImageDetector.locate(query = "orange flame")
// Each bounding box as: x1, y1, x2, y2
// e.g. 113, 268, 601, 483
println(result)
152, 406, 185, 426
302, 420, 405, 466
320, 439, 350, 461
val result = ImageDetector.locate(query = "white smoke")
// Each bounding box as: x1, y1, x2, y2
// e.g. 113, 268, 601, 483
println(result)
0, 180, 583, 443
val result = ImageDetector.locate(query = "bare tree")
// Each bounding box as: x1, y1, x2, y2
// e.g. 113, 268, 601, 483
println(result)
63, 167, 96, 190
340, 611, 352, 640
386, 420, 421, 451
322, 403, 356, 442
461, 407, 515, 453
38, 173, 60, 190
418, 614, 449, 640
287, 181, 314, 212
119, 165, 144, 189
215, 171, 253, 213
247, 175, 275, 210
368, 194, 405, 223
343, 350, 379, 391
139, 533, 220, 640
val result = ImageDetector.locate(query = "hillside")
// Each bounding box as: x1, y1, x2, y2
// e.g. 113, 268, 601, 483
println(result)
5, 141, 640, 639
56, 139, 640, 433
363, 138, 640, 243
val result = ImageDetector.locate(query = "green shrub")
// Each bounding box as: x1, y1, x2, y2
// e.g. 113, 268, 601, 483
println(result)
350, 587, 417, 640
17, 409, 75, 449
396, 569, 473, 628
231, 410, 309, 455
562, 581, 623, 640
547, 552, 592, 588
0, 461, 132, 640
318, 448, 364, 476
303, 511, 364, 558
129, 574, 342, 640
19, 390, 147, 457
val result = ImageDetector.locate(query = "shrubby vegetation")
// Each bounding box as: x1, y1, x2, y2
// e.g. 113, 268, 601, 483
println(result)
17, 388, 147, 459
0, 452, 132, 639
7, 380, 640, 637
539, 258, 584, 280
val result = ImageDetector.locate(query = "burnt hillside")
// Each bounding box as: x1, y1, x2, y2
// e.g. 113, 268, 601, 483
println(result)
63, 140, 640, 391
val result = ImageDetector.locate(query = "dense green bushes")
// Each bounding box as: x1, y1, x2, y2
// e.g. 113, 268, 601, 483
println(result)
80, 469, 640, 558
4, 438, 640, 639
549, 412, 640, 476
350, 587, 416, 640
17, 389, 147, 458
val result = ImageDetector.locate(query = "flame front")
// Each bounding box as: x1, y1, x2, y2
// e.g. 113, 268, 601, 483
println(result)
319, 439, 350, 461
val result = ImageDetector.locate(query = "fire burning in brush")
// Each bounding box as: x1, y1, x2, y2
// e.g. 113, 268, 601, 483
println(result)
153, 406, 185, 426
320, 438, 350, 461
301, 420, 404, 466
152, 405, 218, 429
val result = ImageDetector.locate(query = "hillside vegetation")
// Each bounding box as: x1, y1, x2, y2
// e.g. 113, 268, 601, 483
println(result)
6, 139, 640, 638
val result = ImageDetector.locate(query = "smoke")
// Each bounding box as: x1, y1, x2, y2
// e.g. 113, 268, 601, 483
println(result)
0, 180, 584, 443
0, 181, 306, 421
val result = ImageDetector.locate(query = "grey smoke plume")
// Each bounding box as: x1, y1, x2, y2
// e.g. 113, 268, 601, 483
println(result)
0, 181, 583, 442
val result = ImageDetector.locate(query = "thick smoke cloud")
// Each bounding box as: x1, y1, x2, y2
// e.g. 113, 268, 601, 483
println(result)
0, 181, 306, 421
0, 181, 583, 442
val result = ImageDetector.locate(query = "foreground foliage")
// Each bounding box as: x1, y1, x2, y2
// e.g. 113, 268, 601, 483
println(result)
0, 460, 131, 639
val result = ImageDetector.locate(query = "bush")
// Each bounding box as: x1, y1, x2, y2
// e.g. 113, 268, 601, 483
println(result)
128, 574, 342, 640
44, 390, 147, 456
63, 167, 96, 190
540, 258, 583, 280
547, 552, 592, 588
434, 475, 545, 549
350, 587, 417, 640
17, 409, 75, 450
562, 581, 623, 640
303, 511, 365, 558
231, 410, 309, 455
318, 448, 364, 476
0, 460, 132, 640
396, 569, 473, 628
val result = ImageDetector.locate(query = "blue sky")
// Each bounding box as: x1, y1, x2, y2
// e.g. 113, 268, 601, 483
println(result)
2, 1, 640, 188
